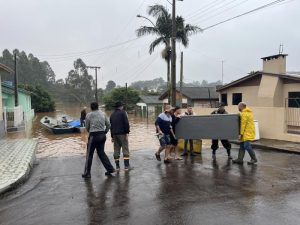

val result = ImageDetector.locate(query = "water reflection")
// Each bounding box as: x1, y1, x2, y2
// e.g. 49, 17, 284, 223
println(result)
7, 104, 213, 158
7, 105, 160, 158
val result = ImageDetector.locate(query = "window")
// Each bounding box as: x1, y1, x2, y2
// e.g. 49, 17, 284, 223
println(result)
232, 93, 242, 105
288, 92, 300, 108
221, 93, 228, 105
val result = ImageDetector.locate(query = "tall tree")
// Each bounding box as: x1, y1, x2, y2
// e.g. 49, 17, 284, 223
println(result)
136, 5, 201, 87
0, 49, 56, 86
105, 80, 116, 93
65, 58, 95, 104
103, 87, 140, 110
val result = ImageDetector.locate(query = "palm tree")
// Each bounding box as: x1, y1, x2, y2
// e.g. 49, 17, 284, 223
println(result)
136, 4, 201, 88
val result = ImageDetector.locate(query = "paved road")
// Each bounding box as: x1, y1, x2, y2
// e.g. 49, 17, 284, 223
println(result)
0, 148, 300, 225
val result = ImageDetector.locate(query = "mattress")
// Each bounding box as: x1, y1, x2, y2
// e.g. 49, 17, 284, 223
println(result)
175, 114, 240, 140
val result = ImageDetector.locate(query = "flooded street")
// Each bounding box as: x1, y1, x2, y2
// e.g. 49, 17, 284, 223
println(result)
2, 105, 300, 225
7, 104, 213, 158
7, 105, 161, 158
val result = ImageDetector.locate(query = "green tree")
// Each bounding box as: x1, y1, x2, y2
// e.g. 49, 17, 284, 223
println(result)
65, 58, 95, 104
20, 84, 55, 112
105, 80, 116, 93
103, 87, 140, 110
136, 5, 201, 86
0, 49, 56, 86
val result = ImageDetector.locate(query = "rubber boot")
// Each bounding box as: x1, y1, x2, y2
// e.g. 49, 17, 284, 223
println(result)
115, 160, 120, 171
247, 150, 258, 165
124, 159, 131, 171
226, 148, 232, 159
232, 148, 245, 164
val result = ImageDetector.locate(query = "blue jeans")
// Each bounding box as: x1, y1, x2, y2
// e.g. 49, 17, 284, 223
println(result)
240, 141, 253, 153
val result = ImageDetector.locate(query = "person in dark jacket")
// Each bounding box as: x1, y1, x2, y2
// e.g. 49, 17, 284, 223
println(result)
82, 102, 115, 179
110, 101, 131, 171
211, 103, 232, 160
80, 106, 87, 127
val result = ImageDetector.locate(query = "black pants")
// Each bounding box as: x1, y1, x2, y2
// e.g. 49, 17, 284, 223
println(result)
83, 132, 114, 175
211, 139, 231, 155
80, 119, 85, 127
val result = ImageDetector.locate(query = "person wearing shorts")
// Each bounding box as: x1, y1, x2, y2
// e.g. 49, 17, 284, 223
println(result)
155, 105, 173, 164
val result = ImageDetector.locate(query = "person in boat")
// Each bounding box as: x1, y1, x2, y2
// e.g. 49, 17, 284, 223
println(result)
80, 106, 87, 127
110, 101, 131, 171
82, 102, 115, 178
211, 102, 232, 160
62, 116, 68, 123
44, 117, 50, 124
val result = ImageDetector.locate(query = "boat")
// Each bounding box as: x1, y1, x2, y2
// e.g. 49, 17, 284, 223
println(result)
40, 116, 79, 134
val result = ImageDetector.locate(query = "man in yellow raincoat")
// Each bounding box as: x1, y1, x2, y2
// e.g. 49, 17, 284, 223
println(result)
233, 102, 258, 165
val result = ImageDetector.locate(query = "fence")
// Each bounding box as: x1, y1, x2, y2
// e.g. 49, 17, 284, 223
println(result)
285, 98, 300, 134
4, 106, 24, 128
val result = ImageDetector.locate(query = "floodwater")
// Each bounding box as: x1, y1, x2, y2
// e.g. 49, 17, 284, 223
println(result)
7, 104, 213, 158
7, 104, 161, 158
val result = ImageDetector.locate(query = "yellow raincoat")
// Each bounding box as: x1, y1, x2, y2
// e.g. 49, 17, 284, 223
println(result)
240, 107, 255, 141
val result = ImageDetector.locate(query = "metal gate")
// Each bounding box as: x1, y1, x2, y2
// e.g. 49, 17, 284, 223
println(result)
285, 98, 300, 134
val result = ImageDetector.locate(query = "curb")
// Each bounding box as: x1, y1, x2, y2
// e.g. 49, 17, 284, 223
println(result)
0, 140, 38, 196
230, 140, 300, 155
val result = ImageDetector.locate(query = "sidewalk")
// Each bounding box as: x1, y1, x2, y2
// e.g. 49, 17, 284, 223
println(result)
231, 138, 300, 154
0, 139, 38, 195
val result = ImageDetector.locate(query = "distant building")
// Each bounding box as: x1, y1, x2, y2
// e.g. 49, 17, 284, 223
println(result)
2, 81, 34, 131
159, 87, 219, 108
136, 95, 163, 116
216, 53, 300, 138
0, 63, 14, 137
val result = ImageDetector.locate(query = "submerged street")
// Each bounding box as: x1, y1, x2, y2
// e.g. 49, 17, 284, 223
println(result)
0, 147, 299, 225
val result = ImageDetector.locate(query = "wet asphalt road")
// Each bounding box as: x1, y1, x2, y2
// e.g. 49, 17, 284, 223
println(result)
0, 148, 300, 225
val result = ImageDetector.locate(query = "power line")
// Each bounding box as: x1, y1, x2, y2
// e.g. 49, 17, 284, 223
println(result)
186, 0, 224, 20
37, 37, 140, 59
202, 0, 289, 31
191, 0, 251, 24
189, 0, 241, 22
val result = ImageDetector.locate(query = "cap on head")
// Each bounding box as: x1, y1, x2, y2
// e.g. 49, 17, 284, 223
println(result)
114, 101, 124, 108
164, 105, 172, 112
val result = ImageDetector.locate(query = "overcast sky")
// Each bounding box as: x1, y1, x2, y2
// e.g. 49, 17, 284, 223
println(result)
0, 0, 299, 88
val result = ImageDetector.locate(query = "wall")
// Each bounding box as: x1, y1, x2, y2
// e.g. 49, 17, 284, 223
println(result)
194, 106, 300, 143
0, 76, 4, 138
283, 83, 300, 102
0, 76, 2, 120
262, 56, 286, 74
220, 85, 260, 106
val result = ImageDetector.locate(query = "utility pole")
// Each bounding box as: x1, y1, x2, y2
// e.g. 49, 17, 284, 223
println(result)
171, 0, 177, 107
86, 66, 101, 103
221, 60, 224, 85
125, 83, 128, 111
14, 53, 18, 107
180, 51, 183, 107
